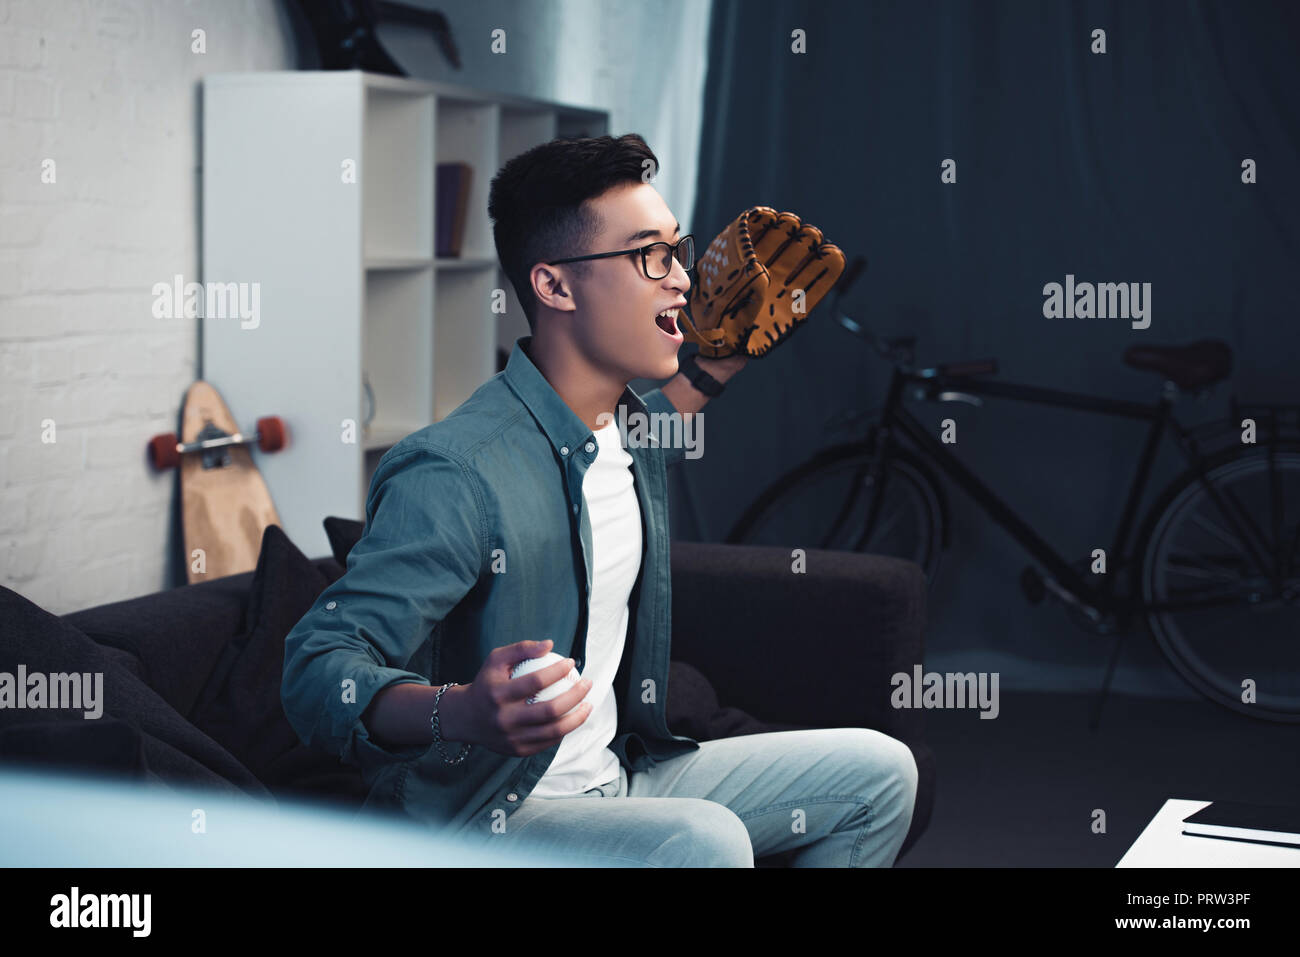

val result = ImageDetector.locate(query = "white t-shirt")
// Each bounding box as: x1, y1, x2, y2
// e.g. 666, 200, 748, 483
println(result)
528, 419, 642, 797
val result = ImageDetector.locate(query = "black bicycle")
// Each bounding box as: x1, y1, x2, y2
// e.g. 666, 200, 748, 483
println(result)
727, 257, 1300, 725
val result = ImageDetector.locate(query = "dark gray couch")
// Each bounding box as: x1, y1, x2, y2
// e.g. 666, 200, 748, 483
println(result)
0, 520, 934, 865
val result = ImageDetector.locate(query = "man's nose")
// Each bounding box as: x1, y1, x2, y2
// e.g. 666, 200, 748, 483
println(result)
667, 257, 691, 295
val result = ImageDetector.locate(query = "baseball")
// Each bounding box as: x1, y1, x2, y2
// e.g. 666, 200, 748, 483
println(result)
510, 651, 581, 705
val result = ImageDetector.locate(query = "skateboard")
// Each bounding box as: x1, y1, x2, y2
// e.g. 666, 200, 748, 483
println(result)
147, 381, 288, 583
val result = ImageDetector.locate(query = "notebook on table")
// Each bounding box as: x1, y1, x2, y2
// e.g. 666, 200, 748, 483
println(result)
1181, 801, 1300, 849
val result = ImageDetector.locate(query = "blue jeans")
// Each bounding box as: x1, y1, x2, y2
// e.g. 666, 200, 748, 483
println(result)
471, 727, 918, 867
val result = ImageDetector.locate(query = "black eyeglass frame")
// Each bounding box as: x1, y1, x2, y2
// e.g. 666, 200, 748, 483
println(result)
545, 235, 695, 281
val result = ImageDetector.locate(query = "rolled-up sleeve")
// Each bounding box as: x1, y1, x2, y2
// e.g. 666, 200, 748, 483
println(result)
640, 386, 687, 469
281, 446, 486, 774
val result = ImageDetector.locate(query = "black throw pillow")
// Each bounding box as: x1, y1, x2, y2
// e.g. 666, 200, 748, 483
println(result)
0, 585, 269, 796
665, 660, 790, 741
323, 516, 366, 569
189, 524, 371, 807
0, 716, 146, 777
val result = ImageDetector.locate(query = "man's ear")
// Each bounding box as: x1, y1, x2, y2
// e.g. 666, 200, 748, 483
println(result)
531, 263, 577, 314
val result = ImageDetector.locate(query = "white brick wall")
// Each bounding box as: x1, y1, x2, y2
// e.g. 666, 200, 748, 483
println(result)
0, 0, 293, 613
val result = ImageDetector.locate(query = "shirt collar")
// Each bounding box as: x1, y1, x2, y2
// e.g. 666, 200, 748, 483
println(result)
503, 336, 652, 458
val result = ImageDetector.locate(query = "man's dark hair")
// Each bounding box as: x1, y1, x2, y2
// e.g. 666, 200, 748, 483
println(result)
488, 133, 659, 331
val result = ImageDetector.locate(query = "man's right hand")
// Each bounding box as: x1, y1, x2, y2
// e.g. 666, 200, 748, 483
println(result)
440, 640, 593, 757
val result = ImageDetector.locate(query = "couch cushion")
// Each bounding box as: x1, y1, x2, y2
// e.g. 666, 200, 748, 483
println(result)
189, 524, 371, 806
0, 584, 272, 798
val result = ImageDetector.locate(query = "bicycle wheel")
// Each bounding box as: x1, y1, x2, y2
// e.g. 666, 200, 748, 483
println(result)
1139, 443, 1300, 722
727, 444, 945, 586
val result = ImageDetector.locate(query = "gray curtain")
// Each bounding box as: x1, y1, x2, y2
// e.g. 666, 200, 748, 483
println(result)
669, 0, 1300, 692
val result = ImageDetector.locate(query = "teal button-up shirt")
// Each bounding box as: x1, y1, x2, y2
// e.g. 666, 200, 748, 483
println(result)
281, 335, 699, 838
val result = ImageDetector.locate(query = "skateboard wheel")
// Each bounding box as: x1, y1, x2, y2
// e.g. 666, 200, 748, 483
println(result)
256, 416, 287, 453
148, 433, 180, 470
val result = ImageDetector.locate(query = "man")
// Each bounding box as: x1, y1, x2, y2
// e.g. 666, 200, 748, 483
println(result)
281, 134, 917, 867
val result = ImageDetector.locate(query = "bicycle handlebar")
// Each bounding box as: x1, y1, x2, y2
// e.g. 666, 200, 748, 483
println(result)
831, 253, 1000, 377
832, 255, 890, 353
836, 255, 868, 299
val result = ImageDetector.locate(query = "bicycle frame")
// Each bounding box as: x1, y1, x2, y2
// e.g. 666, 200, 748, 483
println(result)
856, 365, 1278, 619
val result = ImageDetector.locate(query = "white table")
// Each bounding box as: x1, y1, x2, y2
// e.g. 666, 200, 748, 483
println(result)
1116, 798, 1300, 867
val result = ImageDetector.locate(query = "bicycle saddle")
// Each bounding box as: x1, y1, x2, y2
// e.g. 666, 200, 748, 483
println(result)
1122, 339, 1232, 391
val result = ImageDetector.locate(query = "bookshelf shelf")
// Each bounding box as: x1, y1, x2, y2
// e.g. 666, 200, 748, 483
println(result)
365, 257, 434, 271
434, 256, 498, 270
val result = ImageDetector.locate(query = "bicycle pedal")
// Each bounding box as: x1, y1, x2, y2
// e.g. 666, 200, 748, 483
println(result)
1020, 566, 1046, 605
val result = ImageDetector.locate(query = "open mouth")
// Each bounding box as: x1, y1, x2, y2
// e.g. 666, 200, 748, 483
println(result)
655, 307, 683, 339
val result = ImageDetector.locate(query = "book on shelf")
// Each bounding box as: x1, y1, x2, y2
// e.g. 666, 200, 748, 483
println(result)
436, 162, 472, 257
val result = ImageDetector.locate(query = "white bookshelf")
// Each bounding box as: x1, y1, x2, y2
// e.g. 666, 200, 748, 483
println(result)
202, 71, 608, 560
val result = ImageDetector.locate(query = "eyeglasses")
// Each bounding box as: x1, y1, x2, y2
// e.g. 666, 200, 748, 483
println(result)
546, 234, 695, 281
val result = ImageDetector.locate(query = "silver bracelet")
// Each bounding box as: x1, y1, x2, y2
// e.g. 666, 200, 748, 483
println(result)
430, 682, 471, 765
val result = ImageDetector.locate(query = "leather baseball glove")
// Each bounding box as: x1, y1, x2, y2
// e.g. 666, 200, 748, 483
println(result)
679, 206, 846, 359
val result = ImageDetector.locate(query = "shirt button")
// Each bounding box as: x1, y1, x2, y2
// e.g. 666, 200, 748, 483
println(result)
560, 446, 569, 455
585, 441, 595, 453
325, 601, 337, 610
506, 792, 518, 802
